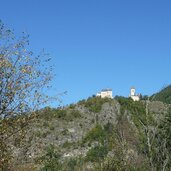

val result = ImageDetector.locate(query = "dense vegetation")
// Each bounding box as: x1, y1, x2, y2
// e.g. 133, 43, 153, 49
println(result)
151, 85, 171, 104
3, 95, 170, 171
78, 96, 113, 113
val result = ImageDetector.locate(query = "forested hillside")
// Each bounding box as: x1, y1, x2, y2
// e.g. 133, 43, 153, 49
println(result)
151, 85, 171, 104
6, 96, 171, 171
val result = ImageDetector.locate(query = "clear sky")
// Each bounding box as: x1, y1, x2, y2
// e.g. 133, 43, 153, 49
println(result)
1, 0, 171, 106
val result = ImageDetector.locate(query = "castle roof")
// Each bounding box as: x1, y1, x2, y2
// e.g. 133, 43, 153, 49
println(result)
101, 89, 112, 92
131, 86, 135, 89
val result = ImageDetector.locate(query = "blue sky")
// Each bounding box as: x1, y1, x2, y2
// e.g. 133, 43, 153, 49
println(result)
1, 0, 171, 105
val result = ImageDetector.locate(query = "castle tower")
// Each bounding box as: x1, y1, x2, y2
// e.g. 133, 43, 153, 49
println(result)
130, 87, 140, 101
130, 87, 136, 96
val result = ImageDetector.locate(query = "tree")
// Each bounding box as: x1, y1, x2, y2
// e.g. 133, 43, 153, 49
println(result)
0, 21, 53, 169
139, 97, 171, 171
40, 145, 62, 171
154, 107, 171, 170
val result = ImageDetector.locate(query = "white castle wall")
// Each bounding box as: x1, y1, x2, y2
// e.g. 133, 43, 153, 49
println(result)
130, 87, 140, 101
96, 89, 113, 99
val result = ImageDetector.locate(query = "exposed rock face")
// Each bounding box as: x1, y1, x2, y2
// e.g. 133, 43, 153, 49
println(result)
97, 101, 120, 125
11, 97, 169, 169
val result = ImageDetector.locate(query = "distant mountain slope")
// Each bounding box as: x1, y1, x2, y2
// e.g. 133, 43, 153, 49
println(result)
151, 85, 171, 104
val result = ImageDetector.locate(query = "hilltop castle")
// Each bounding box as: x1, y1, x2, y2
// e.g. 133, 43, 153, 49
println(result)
96, 87, 140, 101
96, 89, 113, 99
130, 87, 140, 101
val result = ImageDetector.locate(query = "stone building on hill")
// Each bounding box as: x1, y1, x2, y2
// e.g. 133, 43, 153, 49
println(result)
130, 87, 140, 101
96, 89, 113, 99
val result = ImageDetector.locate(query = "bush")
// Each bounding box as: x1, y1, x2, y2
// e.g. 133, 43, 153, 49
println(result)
83, 124, 106, 144
86, 145, 108, 162
70, 110, 81, 118
56, 109, 67, 119
40, 145, 62, 171
62, 141, 76, 149
79, 96, 113, 113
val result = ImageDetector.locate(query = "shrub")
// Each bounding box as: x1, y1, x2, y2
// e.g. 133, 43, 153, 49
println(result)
86, 145, 108, 162
56, 109, 67, 119
83, 124, 106, 144
62, 141, 75, 149
70, 110, 81, 118
40, 145, 62, 171
61, 129, 69, 136
78, 96, 113, 113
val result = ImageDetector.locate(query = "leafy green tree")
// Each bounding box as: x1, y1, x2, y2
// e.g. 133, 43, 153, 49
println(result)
40, 145, 62, 171
0, 21, 53, 169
